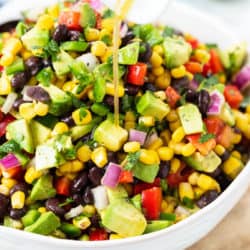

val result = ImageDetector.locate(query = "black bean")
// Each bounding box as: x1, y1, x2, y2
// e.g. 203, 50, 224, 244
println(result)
68, 30, 82, 41
0, 20, 19, 33
125, 83, 140, 96
158, 161, 170, 178
52, 24, 69, 43
215, 173, 231, 191
103, 95, 114, 108
45, 198, 66, 217
198, 89, 210, 115
12, 98, 31, 111
10, 183, 29, 196
11, 72, 29, 90
90, 214, 100, 227
107, 152, 117, 163
61, 115, 75, 127
26, 86, 51, 103
71, 172, 88, 193
88, 167, 104, 186
83, 187, 94, 204
196, 190, 219, 208
139, 42, 152, 63
209, 167, 221, 178
171, 76, 190, 94
42, 59, 52, 68
10, 207, 27, 220
142, 82, 158, 92
185, 89, 198, 103
221, 150, 230, 162
72, 193, 84, 205
121, 31, 135, 47
0, 194, 9, 218
25, 56, 44, 76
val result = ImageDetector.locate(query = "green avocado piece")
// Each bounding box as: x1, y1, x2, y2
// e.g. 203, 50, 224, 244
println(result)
144, 220, 172, 234
22, 210, 41, 227
80, 3, 96, 28
118, 42, 140, 65
30, 174, 56, 201
30, 120, 51, 147
94, 120, 128, 152
14, 152, 29, 166
106, 185, 128, 203
219, 102, 235, 126
6, 57, 25, 75
52, 50, 74, 76
24, 211, 60, 235
132, 162, 159, 183
178, 103, 203, 135
183, 150, 221, 173
60, 223, 81, 238
60, 41, 88, 52
131, 194, 142, 211
163, 37, 192, 69
39, 83, 72, 116
102, 199, 147, 237
6, 119, 34, 154
3, 216, 23, 229
136, 91, 170, 121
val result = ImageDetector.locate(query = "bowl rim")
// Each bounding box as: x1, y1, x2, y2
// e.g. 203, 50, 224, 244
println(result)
0, 0, 249, 247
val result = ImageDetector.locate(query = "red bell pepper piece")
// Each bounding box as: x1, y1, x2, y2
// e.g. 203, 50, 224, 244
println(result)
165, 86, 181, 108
224, 85, 243, 109
59, 11, 81, 30
127, 62, 147, 86
89, 228, 108, 241
134, 177, 161, 195
202, 62, 212, 76
204, 117, 224, 137
1, 165, 23, 179
186, 133, 216, 155
141, 187, 162, 220
118, 170, 133, 184
186, 37, 199, 49
217, 125, 234, 149
209, 49, 223, 74
55, 177, 71, 196
0, 110, 4, 122
185, 61, 203, 74
0, 114, 15, 137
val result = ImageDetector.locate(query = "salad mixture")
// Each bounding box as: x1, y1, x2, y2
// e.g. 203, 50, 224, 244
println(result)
0, 0, 250, 241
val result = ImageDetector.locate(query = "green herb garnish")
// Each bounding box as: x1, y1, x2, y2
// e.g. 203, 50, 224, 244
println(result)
124, 151, 141, 171
199, 133, 215, 143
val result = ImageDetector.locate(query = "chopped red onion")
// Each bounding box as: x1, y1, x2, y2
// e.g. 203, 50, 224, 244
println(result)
189, 79, 199, 90
102, 162, 122, 188
207, 90, 225, 115
120, 23, 128, 38
1, 92, 18, 114
233, 66, 250, 90
91, 185, 109, 210
129, 129, 147, 145
0, 154, 21, 170
144, 131, 158, 148
89, 0, 103, 12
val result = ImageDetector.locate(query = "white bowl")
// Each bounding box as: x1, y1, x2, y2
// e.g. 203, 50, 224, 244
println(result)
0, 1, 249, 250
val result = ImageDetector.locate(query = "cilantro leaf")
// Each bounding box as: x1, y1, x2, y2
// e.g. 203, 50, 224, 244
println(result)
43, 40, 60, 60
0, 140, 21, 157
79, 107, 87, 120
36, 67, 54, 86
59, 197, 74, 207
199, 133, 215, 143
124, 151, 141, 171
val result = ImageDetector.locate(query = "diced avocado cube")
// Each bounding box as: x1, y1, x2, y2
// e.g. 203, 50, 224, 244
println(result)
3, 216, 23, 229
30, 120, 51, 147
144, 220, 172, 234
14, 152, 30, 166
178, 103, 203, 135
163, 37, 192, 69
131, 194, 142, 211
30, 174, 56, 201
132, 162, 159, 183
219, 102, 235, 126
52, 50, 74, 76
22, 210, 41, 227
136, 91, 170, 121
183, 150, 221, 173
24, 211, 60, 235
60, 41, 88, 52
94, 120, 128, 152
102, 199, 147, 237
118, 42, 140, 65
6, 119, 34, 153
60, 222, 81, 238
6, 57, 25, 75
80, 3, 96, 28
106, 185, 128, 203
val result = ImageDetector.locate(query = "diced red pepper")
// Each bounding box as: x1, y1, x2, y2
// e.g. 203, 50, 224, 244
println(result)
59, 11, 82, 30
118, 170, 133, 184
186, 37, 199, 49
134, 177, 161, 195
224, 85, 243, 109
1, 165, 23, 179
95, 11, 102, 30
209, 49, 223, 74
127, 62, 147, 86
141, 187, 162, 220
55, 177, 71, 196
204, 117, 225, 137
0, 114, 15, 137
0, 110, 4, 122
217, 125, 234, 149
165, 86, 181, 108
186, 133, 216, 155
202, 62, 212, 76
89, 228, 108, 241
185, 61, 203, 74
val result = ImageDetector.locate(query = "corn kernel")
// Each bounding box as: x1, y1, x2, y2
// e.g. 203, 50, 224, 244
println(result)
214, 144, 225, 156
194, 187, 205, 199
166, 110, 179, 122
62, 81, 77, 92
65, 172, 77, 180
87, 89, 94, 100
0, 72, 12, 95
157, 146, 174, 161
161, 200, 168, 213
155, 71, 171, 89
34, 102, 49, 116
147, 138, 164, 150
153, 45, 164, 55
3, 38, 22, 55
150, 51, 163, 67
169, 120, 182, 132
101, 18, 115, 32
19, 102, 36, 120
110, 234, 124, 240
91, 146, 108, 168
100, 46, 113, 62
222, 156, 243, 179
47, 4, 59, 19
125, 111, 136, 122
168, 140, 185, 155
231, 133, 242, 144
105, 82, 125, 97
11, 191, 25, 209
186, 72, 194, 81
188, 172, 200, 186
139, 149, 160, 164
181, 143, 196, 157
170, 158, 181, 173
179, 182, 194, 201
21, 49, 33, 60
24, 167, 43, 184
125, 121, 135, 130
38, 207, 47, 213
197, 174, 220, 192
148, 73, 156, 83
154, 91, 166, 101
55, 169, 63, 177
72, 160, 84, 172
152, 66, 165, 76
0, 53, 14, 67
171, 65, 186, 78
85, 28, 100, 41
0, 184, 10, 195
231, 150, 241, 159
1, 178, 17, 189
195, 49, 210, 64
138, 116, 155, 127
123, 141, 140, 153
219, 73, 226, 84
172, 127, 185, 143
73, 216, 91, 230
82, 205, 96, 216
77, 145, 92, 163
72, 108, 92, 125
36, 14, 54, 30
160, 130, 171, 145
52, 122, 69, 136
246, 105, 250, 114
91, 41, 107, 57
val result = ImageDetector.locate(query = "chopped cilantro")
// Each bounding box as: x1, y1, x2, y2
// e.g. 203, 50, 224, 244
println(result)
36, 67, 54, 86
160, 213, 176, 221
59, 197, 74, 207
0, 140, 21, 157
43, 40, 60, 60
182, 197, 194, 209
162, 26, 174, 37
124, 151, 141, 171
79, 107, 87, 120
199, 133, 215, 143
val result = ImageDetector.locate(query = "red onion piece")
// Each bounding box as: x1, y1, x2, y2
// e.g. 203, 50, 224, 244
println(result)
91, 185, 109, 210
89, 0, 103, 12
0, 154, 21, 170
1, 92, 18, 114
120, 22, 128, 38
207, 90, 224, 115
233, 66, 250, 90
189, 79, 199, 90
129, 129, 147, 145
101, 162, 122, 188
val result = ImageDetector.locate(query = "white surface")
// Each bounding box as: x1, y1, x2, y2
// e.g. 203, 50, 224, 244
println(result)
0, 1, 250, 250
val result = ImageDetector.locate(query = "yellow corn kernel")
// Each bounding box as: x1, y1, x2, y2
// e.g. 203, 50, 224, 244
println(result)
28, 76, 38, 86
91, 41, 107, 57
58, 162, 71, 174
166, 110, 179, 122
105, 82, 125, 97
0, 184, 10, 196
101, 18, 115, 32
110, 234, 124, 240
172, 127, 185, 143
214, 144, 225, 156
154, 91, 166, 101
24, 166, 43, 184
38, 207, 47, 214
181, 143, 196, 157
91, 146, 108, 168
125, 121, 135, 130
11, 191, 25, 209
139, 149, 160, 165
100, 28, 112, 38
171, 65, 186, 79
222, 156, 243, 179
85, 28, 100, 41
47, 4, 59, 19
0, 53, 14, 67
138, 116, 155, 127
231, 150, 241, 159
161, 200, 168, 213
160, 130, 171, 145
194, 187, 205, 199
34, 102, 49, 116
52, 122, 69, 136
148, 73, 156, 83
65, 173, 77, 181
3, 38, 22, 55
186, 72, 194, 81
195, 49, 210, 64
197, 174, 220, 192
77, 145, 92, 163
219, 73, 226, 84
62, 81, 77, 92
168, 140, 185, 155
100, 46, 113, 63
147, 138, 163, 150
152, 66, 165, 76
246, 105, 250, 114
87, 89, 94, 100
82, 205, 96, 216
155, 71, 171, 89
157, 146, 174, 161
123, 141, 141, 153
125, 111, 136, 122
170, 158, 181, 173
231, 133, 242, 144
72, 160, 84, 172
72, 108, 92, 125
150, 51, 163, 67
19, 102, 36, 120
55, 169, 63, 177
73, 216, 91, 230
169, 120, 182, 132
0, 73, 12, 95
1, 178, 17, 189
21, 49, 33, 60
179, 182, 194, 201
153, 45, 164, 55
188, 172, 200, 186
165, 196, 178, 213
36, 14, 54, 30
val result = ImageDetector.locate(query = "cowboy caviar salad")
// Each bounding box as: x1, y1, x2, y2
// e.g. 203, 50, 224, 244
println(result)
0, 0, 249, 241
